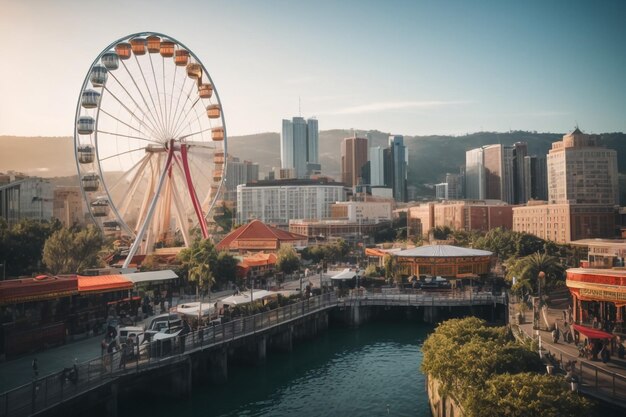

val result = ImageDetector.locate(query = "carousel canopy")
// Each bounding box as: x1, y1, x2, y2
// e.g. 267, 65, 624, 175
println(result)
393, 245, 493, 258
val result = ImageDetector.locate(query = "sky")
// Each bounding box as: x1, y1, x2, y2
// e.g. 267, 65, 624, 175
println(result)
0, 0, 625, 137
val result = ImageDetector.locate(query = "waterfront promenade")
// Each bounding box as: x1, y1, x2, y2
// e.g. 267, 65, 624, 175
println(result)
0, 290, 504, 417
513, 304, 626, 408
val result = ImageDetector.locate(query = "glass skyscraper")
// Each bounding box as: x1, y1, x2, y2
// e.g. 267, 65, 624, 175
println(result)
281, 117, 319, 179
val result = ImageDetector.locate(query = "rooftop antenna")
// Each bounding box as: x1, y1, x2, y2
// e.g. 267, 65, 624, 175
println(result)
299, 96, 301, 117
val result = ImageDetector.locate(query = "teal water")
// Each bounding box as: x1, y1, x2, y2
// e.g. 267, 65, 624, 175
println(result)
122, 321, 432, 417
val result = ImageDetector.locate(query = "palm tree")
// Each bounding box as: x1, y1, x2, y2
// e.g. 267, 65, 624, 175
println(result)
178, 239, 217, 322
507, 252, 564, 296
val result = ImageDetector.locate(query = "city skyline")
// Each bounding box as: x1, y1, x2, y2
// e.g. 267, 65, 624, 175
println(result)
1, 0, 625, 138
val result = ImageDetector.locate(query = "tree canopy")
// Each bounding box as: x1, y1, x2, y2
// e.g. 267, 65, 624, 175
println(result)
0, 218, 62, 277
43, 225, 105, 274
464, 373, 591, 417
505, 252, 565, 296
421, 317, 589, 417
276, 244, 300, 275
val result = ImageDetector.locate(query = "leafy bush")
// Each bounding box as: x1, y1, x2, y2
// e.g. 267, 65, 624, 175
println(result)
421, 317, 590, 417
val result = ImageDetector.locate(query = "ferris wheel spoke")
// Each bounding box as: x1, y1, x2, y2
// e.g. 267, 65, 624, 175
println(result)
106, 153, 151, 192
169, 76, 191, 140
97, 129, 161, 144
169, 173, 192, 247
188, 158, 216, 191
172, 97, 203, 140
118, 60, 166, 139
178, 126, 213, 141
106, 73, 163, 139
99, 108, 151, 137
133, 54, 167, 138
161, 57, 169, 140
123, 145, 175, 268
99, 146, 147, 162
171, 81, 199, 139
118, 155, 152, 221
166, 63, 178, 137
148, 53, 167, 138
103, 85, 161, 139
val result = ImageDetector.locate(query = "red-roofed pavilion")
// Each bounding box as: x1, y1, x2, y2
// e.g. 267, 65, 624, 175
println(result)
216, 220, 307, 253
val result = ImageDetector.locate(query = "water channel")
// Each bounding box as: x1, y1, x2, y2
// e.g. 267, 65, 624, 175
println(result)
121, 319, 432, 417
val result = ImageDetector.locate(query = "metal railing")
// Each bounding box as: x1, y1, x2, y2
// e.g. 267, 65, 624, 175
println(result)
0, 293, 337, 417
0, 290, 507, 417
514, 324, 626, 404
341, 289, 506, 307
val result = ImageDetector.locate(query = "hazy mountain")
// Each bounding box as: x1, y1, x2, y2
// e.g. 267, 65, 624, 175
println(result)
2, 131, 625, 201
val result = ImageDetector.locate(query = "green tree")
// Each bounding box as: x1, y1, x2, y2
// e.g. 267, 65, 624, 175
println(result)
214, 251, 239, 287
214, 203, 234, 233
1, 219, 61, 276
420, 317, 590, 417
505, 252, 565, 296
363, 264, 380, 278
431, 225, 453, 240
177, 239, 218, 297
383, 254, 399, 285
43, 225, 104, 275
465, 373, 591, 417
276, 244, 300, 276
473, 227, 519, 261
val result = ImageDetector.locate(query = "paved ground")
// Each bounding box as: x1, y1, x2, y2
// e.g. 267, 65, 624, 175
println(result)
515, 303, 626, 377
513, 300, 626, 407
0, 273, 332, 394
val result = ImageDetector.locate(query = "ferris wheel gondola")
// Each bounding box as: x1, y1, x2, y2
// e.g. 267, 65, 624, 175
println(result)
74, 32, 227, 268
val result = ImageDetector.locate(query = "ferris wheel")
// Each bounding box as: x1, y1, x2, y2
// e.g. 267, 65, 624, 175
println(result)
74, 32, 227, 268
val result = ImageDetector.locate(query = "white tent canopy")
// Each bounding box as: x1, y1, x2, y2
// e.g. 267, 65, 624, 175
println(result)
124, 270, 178, 284
330, 268, 357, 280
219, 290, 277, 307
174, 302, 215, 317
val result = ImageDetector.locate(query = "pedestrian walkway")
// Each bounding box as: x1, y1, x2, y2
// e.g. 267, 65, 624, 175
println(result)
515, 304, 626, 377
0, 289, 234, 394
511, 300, 626, 407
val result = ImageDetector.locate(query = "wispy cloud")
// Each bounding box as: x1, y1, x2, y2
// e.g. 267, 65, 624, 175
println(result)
328, 100, 472, 115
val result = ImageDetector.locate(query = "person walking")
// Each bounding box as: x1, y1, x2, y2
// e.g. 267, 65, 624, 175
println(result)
32, 358, 38, 378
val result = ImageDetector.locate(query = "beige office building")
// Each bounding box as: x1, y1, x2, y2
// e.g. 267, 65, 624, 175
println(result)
547, 128, 618, 205
514, 128, 619, 243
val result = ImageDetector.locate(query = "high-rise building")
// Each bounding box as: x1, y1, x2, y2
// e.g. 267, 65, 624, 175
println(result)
512, 142, 528, 204
547, 128, 619, 205
281, 117, 319, 178
224, 156, 259, 202
513, 128, 619, 243
483, 144, 506, 202
445, 173, 464, 200
369, 146, 385, 186
435, 183, 448, 200
341, 136, 368, 187
465, 147, 485, 200
389, 135, 408, 202
523, 155, 548, 201
466, 143, 528, 204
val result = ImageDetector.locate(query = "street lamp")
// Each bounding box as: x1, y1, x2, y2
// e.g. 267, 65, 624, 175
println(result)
535, 271, 545, 354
